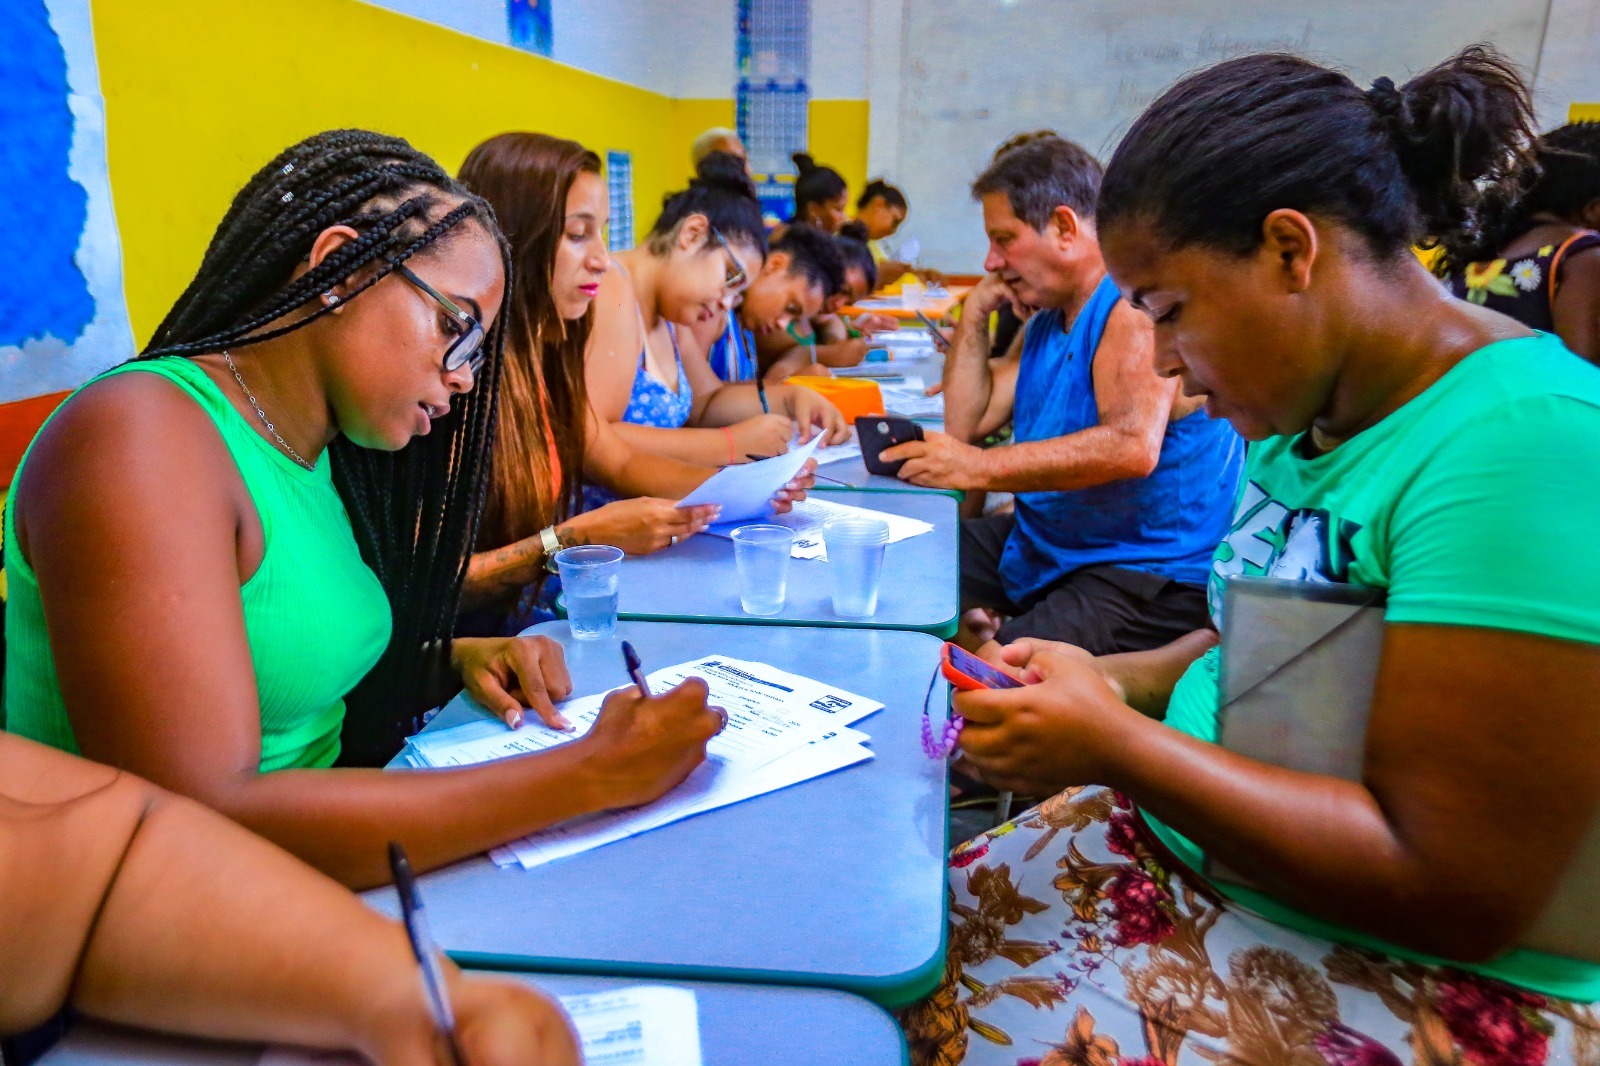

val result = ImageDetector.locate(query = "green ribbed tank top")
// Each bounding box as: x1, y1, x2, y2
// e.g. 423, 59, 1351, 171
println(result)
4, 357, 392, 771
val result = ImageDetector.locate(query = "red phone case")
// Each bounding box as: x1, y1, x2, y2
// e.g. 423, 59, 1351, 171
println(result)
940, 642, 1024, 691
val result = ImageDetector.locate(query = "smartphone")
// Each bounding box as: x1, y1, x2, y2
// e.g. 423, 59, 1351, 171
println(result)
914, 310, 951, 352
941, 642, 1026, 692
856, 415, 925, 476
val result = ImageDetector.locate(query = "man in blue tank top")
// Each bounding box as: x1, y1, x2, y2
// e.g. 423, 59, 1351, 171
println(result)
882, 136, 1244, 653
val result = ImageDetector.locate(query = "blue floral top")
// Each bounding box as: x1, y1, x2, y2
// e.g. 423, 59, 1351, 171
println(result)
582, 321, 693, 511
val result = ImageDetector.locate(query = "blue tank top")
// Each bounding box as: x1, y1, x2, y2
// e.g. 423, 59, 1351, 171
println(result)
998, 275, 1244, 602
709, 316, 757, 383
582, 322, 693, 511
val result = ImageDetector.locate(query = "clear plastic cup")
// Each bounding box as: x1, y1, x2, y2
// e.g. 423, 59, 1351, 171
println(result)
825, 517, 890, 618
555, 545, 624, 640
900, 281, 927, 307
730, 524, 795, 616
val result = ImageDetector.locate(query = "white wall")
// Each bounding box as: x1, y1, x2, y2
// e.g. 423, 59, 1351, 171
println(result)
358, 0, 733, 97
1533, 0, 1600, 127
356, 0, 872, 99
865, 0, 1599, 271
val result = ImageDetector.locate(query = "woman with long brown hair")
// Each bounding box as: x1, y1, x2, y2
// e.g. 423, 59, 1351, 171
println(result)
458, 133, 814, 627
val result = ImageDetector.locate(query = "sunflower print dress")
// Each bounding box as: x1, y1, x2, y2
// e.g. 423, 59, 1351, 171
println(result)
1445, 231, 1600, 333
900, 787, 1600, 1066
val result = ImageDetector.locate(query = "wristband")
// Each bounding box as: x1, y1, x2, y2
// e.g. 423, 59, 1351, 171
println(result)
722, 425, 737, 465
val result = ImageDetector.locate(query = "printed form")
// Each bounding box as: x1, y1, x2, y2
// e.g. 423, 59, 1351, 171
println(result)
399, 657, 882, 869
260, 985, 701, 1066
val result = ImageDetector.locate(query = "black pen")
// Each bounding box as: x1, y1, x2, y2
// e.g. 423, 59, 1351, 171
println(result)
745, 453, 855, 487
622, 640, 651, 696
389, 842, 465, 1066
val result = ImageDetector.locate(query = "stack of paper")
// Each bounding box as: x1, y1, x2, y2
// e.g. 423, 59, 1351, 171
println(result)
261, 985, 702, 1066
400, 656, 881, 870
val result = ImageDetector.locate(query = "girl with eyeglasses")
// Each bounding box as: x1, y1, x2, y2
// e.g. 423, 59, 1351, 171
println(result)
3, 130, 724, 889
583, 153, 849, 502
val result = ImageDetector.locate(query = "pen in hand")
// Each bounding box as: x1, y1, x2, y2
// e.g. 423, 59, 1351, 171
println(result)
389, 842, 465, 1066
622, 640, 652, 696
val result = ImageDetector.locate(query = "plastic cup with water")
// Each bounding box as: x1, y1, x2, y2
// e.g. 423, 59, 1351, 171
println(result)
730, 524, 795, 617
826, 517, 890, 619
556, 544, 624, 640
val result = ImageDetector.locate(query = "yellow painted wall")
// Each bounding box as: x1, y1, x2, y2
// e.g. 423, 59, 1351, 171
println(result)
90, 0, 870, 344
1571, 103, 1600, 122
809, 99, 872, 207
670, 98, 738, 186
94, 0, 684, 345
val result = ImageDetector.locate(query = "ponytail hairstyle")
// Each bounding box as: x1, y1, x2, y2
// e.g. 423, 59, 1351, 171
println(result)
1097, 46, 1537, 275
142, 129, 512, 765
836, 223, 878, 292
647, 150, 767, 257
856, 179, 907, 213
792, 152, 848, 216
458, 132, 598, 554
773, 222, 848, 297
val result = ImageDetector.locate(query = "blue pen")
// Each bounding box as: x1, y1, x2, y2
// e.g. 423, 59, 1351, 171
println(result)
389, 842, 464, 1066
622, 640, 652, 696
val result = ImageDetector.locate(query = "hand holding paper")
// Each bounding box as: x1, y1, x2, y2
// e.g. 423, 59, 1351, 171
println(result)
677, 434, 822, 526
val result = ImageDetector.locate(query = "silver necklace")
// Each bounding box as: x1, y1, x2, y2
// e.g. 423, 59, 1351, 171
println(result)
221, 350, 316, 470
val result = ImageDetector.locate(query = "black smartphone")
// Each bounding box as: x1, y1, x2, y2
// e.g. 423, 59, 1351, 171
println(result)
856, 415, 925, 477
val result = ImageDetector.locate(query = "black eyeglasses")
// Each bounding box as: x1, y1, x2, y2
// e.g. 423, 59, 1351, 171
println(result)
391, 261, 486, 375
709, 225, 750, 295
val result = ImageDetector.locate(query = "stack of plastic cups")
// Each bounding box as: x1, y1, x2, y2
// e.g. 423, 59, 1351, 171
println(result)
825, 517, 891, 619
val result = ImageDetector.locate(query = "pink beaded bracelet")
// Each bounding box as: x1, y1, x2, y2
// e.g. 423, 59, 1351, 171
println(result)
919, 664, 963, 759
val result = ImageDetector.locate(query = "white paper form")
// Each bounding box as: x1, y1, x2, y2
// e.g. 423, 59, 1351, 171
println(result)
676, 433, 822, 525
703, 496, 933, 560
880, 382, 945, 420
401, 657, 883, 869
811, 432, 863, 466
259, 985, 702, 1066
561, 985, 702, 1066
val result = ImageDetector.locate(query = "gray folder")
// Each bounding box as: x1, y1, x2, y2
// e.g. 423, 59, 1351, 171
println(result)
1213, 575, 1600, 964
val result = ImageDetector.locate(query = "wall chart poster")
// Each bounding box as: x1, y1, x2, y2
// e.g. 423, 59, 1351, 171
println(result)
2, 0, 134, 404
508, 0, 552, 56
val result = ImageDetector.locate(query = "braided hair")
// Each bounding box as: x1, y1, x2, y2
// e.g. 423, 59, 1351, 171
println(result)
143, 129, 512, 765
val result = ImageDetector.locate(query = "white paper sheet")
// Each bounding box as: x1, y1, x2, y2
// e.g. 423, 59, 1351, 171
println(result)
880, 383, 945, 420
703, 497, 933, 560
259, 985, 702, 1066
676, 434, 821, 525
812, 433, 864, 466
401, 657, 882, 870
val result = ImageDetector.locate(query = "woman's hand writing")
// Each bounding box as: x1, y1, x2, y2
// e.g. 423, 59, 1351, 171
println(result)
577, 678, 726, 809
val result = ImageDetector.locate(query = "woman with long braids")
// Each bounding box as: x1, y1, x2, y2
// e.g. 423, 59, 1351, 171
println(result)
903, 48, 1600, 1062
3, 130, 722, 888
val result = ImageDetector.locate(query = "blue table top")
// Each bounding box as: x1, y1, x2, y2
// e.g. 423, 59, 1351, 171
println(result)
40, 972, 908, 1065
591, 489, 959, 637
371, 621, 950, 1007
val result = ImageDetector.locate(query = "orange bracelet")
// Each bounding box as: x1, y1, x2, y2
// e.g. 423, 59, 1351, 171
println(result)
722, 425, 737, 464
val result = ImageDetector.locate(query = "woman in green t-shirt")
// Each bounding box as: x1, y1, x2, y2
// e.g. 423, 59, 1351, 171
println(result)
903, 48, 1600, 1063
5, 131, 722, 890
